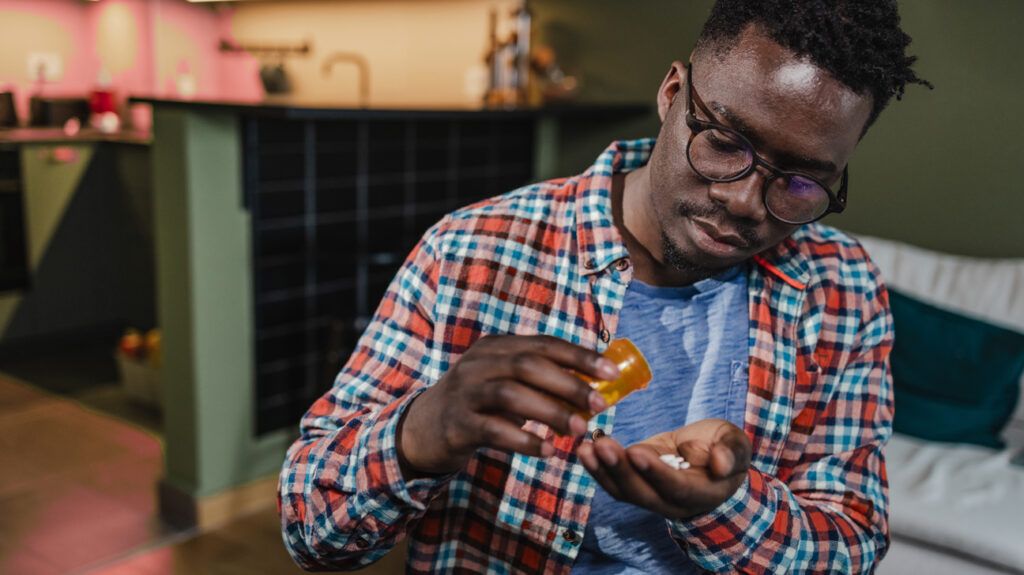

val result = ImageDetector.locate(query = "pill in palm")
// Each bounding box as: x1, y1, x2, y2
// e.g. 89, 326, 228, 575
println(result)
658, 454, 690, 470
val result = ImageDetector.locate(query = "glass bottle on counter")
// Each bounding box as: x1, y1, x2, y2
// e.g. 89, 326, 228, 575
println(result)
484, 0, 534, 108
513, 1, 533, 106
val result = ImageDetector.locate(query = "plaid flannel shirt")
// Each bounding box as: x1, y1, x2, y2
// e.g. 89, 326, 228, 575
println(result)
279, 139, 895, 574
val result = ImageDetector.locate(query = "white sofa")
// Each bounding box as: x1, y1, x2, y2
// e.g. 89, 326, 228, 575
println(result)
856, 235, 1024, 575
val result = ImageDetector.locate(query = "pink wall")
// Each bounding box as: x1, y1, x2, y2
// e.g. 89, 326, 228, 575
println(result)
86, 0, 157, 98
0, 0, 95, 119
0, 0, 261, 126
155, 1, 261, 101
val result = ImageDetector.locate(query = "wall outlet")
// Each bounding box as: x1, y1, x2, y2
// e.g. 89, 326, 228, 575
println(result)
26, 53, 63, 83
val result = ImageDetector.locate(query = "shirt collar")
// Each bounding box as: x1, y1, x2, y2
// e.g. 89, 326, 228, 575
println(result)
753, 234, 811, 291
573, 138, 810, 290
574, 139, 653, 276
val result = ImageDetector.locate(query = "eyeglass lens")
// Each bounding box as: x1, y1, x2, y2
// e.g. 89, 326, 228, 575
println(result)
687, 128, 830, 223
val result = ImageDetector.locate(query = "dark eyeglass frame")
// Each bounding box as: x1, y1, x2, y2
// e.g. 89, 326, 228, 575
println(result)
683, 62, 848, 224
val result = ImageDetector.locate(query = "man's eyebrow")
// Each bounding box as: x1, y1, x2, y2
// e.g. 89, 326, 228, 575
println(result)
708, 101, 839, 175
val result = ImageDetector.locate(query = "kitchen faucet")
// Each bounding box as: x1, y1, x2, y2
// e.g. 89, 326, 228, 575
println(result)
321, 52, 370, 107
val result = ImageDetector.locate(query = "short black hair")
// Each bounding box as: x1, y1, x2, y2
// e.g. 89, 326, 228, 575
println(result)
695, 0, 932, 128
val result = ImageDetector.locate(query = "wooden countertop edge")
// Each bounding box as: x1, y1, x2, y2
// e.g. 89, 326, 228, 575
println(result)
0, 128, 152, 146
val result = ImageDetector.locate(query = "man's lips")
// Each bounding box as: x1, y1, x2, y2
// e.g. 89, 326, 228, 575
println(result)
691, 218, 750, 249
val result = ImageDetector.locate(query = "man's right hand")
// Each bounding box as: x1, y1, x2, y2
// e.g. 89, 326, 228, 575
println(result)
397, 335, 619, 477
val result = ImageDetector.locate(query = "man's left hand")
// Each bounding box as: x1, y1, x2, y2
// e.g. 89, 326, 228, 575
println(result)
577, 418, 752, 520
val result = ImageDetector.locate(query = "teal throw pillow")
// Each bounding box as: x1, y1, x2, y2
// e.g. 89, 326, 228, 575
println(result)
889, 289, 1024, 448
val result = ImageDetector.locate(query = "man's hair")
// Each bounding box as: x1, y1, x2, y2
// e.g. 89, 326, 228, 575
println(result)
695, 0, 932, 128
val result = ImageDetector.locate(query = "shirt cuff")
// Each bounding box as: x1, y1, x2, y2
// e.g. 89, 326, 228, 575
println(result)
667, 468, 776, 572
355, 387, 454, 517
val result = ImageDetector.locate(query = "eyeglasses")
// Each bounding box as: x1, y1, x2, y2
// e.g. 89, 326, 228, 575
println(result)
683, 63, 848, 225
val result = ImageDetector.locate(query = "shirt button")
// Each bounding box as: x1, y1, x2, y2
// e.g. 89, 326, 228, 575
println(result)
584, 258, 597, 270
599, 328, 610, 343
590, 429, 606, 441
614, 258, 630, 271
354, 536, 369, 549
562, 529, 581, 544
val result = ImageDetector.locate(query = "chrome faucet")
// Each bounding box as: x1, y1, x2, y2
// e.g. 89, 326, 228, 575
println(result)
322, 52, 370, 107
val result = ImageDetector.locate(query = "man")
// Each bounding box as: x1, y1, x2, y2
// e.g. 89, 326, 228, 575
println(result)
279, 0, 930, 572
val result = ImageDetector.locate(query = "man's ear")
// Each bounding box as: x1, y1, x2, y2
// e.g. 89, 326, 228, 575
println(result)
657, 60, 688, 123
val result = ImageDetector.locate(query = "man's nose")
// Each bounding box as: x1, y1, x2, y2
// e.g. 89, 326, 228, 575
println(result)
707, 168, 769, 223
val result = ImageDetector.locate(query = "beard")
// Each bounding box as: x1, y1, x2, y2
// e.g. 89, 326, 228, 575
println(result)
660, 229, 720, 277
658, 197, 762, 276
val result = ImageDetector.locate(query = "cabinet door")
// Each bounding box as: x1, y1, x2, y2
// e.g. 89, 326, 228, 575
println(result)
0, 145, 29, 292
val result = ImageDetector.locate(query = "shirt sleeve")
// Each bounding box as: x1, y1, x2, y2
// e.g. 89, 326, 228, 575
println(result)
667, 269, 895, 574
278, 221, 453, 571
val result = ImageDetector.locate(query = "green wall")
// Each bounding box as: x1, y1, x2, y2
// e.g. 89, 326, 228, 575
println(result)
533, 0, 1023, 258
152, 108, 294, 501
845, 1, 1023, 258
532, 0, 713, 176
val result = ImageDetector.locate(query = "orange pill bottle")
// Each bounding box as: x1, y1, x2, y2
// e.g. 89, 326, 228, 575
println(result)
579, 338, 652, 420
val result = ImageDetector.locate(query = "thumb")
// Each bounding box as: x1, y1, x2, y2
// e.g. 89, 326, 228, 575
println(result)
710, 428, 751, 479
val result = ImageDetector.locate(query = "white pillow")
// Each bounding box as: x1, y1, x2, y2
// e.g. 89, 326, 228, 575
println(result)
854, 235, 1024, 332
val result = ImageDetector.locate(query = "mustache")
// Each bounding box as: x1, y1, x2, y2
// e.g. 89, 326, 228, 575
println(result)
675, 199, 761, 247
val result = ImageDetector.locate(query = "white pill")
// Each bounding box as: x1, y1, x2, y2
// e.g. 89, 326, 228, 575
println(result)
659, 454, 688, 470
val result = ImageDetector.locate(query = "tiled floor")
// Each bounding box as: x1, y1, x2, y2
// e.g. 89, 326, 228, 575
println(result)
83, 506, 407, 575
0, 375, 171, 575
0, 374, 406, 575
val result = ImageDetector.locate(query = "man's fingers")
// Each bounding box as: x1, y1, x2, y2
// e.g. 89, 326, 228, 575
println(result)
482, 335, 618, 380
475, 415, 553, 458
710, 444, 736, 479
478, 379, 587, 437
593, 439, 663, 508
627, 445, 745, 516
624, 443, 662, 467
578, 442, 625, 500
672, 439, 713, 468
497, 411, 528, 428
626, 446, 695, 505
522, 335, 619, 380
500, 352, 601, 413
464, 336, 613, 414
711, 425, 751, 479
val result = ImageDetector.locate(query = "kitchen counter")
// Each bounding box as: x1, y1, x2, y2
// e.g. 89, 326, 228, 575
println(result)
0, 127, 151, 146
130, 95, 649, 121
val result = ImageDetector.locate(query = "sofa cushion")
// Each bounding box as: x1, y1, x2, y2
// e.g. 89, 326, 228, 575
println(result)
886, 433, 1024, 573
889, 289, 1024, 448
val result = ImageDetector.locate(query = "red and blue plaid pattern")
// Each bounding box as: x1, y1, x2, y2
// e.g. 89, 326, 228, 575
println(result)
279, 139, 894, 574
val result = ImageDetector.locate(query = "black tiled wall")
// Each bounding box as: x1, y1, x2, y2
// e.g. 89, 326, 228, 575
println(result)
246, 116, 534, 434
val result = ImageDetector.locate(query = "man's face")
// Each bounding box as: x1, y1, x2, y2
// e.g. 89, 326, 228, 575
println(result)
647, 26, 873, 275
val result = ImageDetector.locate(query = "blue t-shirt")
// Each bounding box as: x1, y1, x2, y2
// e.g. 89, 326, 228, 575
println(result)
572, 267, 749, 574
